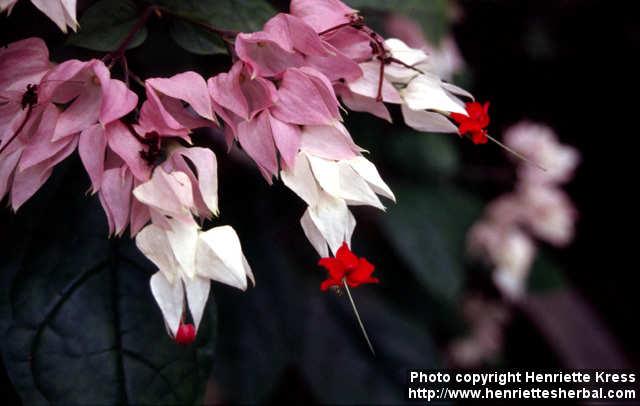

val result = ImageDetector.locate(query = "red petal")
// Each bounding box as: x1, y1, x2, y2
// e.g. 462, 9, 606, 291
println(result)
335, 242, 359, 270
449, 112, 467, 125
320, 278, 341, 291
318, 257, 346, 280
470, 131, 488, 144
347, 258, 378, 286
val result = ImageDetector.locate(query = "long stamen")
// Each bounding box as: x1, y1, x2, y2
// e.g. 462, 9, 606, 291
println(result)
342, 277, 376, 356
485, 133, 547, 172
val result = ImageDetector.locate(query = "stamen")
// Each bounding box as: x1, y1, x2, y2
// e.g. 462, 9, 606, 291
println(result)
485, 134, 547, 172
342, 277, 376, 356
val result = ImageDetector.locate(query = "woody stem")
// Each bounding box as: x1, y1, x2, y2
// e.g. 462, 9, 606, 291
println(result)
103, 5, 156, 64
342, 277, 376, 356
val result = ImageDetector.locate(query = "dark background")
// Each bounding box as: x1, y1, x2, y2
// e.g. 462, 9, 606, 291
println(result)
455, 0, 639, 366
1, 0, 639, 404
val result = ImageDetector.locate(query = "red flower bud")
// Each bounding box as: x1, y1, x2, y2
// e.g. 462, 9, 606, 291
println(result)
175, 323, 196, 345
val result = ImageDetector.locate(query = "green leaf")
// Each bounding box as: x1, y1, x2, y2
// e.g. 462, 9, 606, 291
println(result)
348, 0, 449, 43
153, 0, 276, 32
170, 20, 227, 55
387, 131, 460, 178
379, 183, 483, 304
67, 0, 148, 52
0, 168, 215, 404
300, 291, 440, 404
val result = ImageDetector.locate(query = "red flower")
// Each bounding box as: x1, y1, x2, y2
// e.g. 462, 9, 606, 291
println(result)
450, 101, 490, 144
175, 322, 196, 345
318, 242, 379, 291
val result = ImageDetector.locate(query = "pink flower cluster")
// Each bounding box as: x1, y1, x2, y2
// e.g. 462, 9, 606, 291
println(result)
467, 122, 580, 299
0, 39, 218, 237
1, 0, 487, 341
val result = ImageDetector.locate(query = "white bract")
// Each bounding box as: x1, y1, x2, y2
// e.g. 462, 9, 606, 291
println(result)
1, 0, 78, 33
346, 38, 470, 135
282, 150, 394, 257
136, 220, 254, 337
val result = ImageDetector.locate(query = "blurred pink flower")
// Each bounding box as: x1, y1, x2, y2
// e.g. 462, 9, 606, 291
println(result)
448, 295, 510, 367
504, 122, 580, 185
385, 14, 464, 80
466, 121, 579, 299
519, 184, 577, 247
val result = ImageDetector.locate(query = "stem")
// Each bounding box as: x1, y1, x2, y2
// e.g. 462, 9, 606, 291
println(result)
318, 21, 353, 36
387, 57, 424, 74
127, 69, 146, 88
103, 5, 157, 64
121, 56, 130, 88
485, 134, 547, 172
342, 277, 376, 356
376, 57, 384, 102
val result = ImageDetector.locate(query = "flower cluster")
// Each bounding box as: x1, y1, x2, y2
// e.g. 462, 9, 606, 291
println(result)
1, 0, 491, 342
467, 122, 580, 299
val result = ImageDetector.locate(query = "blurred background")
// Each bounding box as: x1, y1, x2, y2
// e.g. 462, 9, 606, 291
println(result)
1, 0, 638, 404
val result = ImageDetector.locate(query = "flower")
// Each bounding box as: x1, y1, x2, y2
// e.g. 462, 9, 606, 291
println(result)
209, 61, 347, 180
318, 242, 379, 290
136, 72, 216, 140
281, 149, 394, 257
450, 101, 491, 144
1, 0, 78, 33
234, 12, 361, 81
466, 121, 579, 300
504, 122, 580, 184
384, 14, 464, 80
136, 220, 254, 340
175, 322, 196, 345
519, 185, 576, 247
289, 0, 357, 33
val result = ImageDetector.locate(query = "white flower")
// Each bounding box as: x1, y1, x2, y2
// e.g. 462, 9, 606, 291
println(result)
345, 38, 469, 136
281, 150, 395, 256
1, 0, 78, 33
136, 220, 254, 338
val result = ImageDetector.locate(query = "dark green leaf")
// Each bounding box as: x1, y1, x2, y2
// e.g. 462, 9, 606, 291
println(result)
170, 20, 227, 55
387, 131, 460, 178
349, 0, 449, 43
0, 168, 215, 404
153, 0, 276, 32
301, 291, 440, 404
67, 0, 147, 52
380, 184, 483, 304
